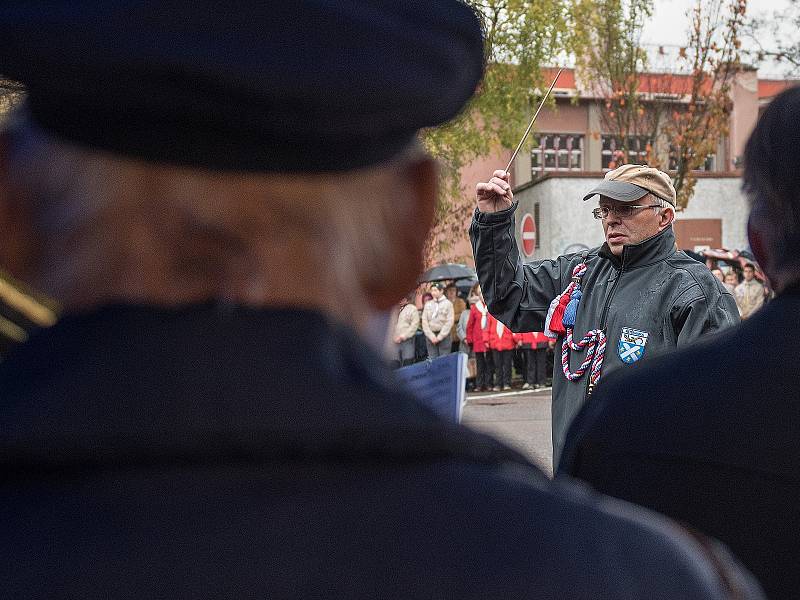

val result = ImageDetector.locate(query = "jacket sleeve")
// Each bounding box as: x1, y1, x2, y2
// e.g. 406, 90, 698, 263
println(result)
672, 289, 739, 347
469, 201, 574, 333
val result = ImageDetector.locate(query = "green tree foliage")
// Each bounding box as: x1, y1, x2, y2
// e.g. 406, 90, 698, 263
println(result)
422, 0, 571, 262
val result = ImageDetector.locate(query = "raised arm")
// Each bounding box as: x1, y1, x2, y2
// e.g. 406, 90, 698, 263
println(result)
470, 170, 575, 333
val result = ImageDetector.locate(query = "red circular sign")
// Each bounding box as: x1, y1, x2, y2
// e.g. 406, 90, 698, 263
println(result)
520, 213, 536, 256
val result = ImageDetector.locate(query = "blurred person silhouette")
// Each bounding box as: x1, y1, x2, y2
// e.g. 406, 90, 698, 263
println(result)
723, 270, 740, 295
421, 282, 454, 358
465, 283, 494, 392
735, 263, 765, 319
0, 2, 763, 599
517, 331, 549, 390
392, 291, 419, 368
486, 312, 515, 391
446, 282, 467, 353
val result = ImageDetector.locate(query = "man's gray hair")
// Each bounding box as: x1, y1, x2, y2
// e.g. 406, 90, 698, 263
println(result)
2, 109, 425, 321
647, 194, 675, 216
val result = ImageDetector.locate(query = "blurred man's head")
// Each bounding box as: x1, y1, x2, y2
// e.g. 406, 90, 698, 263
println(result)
725, 271, 739, 286
583, 165, 676, 256
0, 117, 436, 327
744, 86, 800, 293
445, 284, 458, 300
743, 264, 756, 282
711, 268, 724, 283
0, 2, 484, 332
469, 282, 483, 302
430, 283, 444, 300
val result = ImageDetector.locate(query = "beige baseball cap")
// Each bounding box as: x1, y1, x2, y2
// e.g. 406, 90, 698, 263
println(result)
582, 164, 677, 206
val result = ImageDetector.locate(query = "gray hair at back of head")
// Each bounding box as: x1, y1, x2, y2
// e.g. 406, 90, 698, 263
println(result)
2, 108, 426, 321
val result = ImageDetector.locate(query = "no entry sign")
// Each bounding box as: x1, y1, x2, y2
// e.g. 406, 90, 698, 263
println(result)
520, 212, 536, 256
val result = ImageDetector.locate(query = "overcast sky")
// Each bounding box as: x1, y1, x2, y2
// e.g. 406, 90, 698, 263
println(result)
641, 0, 793, 78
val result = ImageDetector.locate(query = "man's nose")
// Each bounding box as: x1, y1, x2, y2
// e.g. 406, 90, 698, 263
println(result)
605, 212, 622, 226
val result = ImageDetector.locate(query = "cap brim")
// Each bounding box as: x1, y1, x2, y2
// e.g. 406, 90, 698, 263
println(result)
582, 180, 649, 202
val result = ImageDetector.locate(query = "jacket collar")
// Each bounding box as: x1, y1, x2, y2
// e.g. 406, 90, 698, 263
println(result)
0, 303, 531, 472
598, 225, 677, 269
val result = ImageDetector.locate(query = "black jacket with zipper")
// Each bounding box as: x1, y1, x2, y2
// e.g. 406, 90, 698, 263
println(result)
0, 304, 763, 599
469, 201, 739, 467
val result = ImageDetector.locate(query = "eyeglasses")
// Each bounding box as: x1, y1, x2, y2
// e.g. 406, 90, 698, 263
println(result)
592, 205, 662, 219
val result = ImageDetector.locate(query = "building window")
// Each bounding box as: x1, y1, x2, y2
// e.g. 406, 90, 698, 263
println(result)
668, 146, 715, 172
601, 135, 652, 170
531, 134, 583, 173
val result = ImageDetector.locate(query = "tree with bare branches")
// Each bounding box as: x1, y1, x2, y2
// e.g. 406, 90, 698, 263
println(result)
571, 0, 746, 210
663, 0, 746, 209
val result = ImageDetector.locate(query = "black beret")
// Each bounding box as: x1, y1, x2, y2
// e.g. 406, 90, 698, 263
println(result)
0, 2, 484, 173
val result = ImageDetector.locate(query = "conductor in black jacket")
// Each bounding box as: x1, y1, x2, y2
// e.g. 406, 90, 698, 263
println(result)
560, 85, 800, 599
0, 2, 764, 598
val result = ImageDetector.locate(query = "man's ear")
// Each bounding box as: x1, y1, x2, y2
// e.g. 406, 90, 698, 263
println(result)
367, 156, 437, 310
0, 133, 37, 281
659, 206, 675, 229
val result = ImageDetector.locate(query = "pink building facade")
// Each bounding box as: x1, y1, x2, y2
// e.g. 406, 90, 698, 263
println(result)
442, 68, 796, 265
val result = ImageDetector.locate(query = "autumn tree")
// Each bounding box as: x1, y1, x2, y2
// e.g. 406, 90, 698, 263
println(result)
571, 0, 746, 209
663, 0, 746, 209
422, 0, 571, 263
570, 0, 656, 168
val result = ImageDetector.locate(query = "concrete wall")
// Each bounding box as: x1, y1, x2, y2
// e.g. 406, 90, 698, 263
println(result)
535, 99, 588, 134
513, 175, 748, 260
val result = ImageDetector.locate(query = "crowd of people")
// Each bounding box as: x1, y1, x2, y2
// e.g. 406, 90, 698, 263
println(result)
710, 262, 767, 318
391, 281, 553, 391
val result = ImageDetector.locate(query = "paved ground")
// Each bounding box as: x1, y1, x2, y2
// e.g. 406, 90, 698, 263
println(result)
462, 387, 553, 476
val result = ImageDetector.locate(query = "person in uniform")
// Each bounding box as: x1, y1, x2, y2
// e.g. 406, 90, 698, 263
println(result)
559, 85, 800, 600
421, 282, 454, 358
734, 262, 765, 318
392, 291, 420, 368
0, 3, 762, 598
471, 165, 739, 466
446, 283, 468, 353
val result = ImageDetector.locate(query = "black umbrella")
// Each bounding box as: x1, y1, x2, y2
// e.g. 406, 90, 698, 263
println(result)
418, 263, 476, 283
454, 276, 478, 293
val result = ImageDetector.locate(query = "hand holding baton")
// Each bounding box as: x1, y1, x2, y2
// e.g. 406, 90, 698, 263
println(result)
504, 67, 563, 174
476, 68, 563, 214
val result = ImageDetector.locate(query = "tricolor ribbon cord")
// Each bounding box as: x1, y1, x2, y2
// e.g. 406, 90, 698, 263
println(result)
561, 327, 606, 388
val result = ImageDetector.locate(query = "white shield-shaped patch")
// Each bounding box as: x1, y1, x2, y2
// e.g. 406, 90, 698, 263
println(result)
618, 327, 649, 364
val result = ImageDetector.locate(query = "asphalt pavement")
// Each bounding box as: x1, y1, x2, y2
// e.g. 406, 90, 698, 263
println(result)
462, 387, 553, 476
